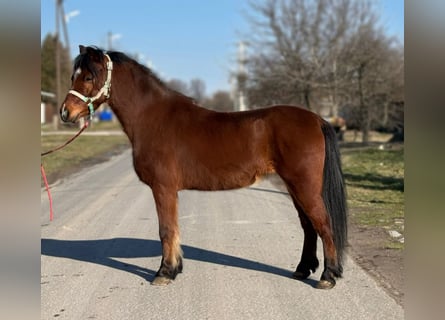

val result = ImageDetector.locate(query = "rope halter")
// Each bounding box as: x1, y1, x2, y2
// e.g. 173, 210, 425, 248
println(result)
68, 53, 113, 119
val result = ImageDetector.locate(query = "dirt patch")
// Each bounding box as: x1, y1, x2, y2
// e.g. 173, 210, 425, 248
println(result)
348, 219, 404, 305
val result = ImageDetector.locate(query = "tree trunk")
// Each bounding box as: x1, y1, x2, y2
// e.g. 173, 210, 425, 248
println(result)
382, 101, 389, 127
358, 64, 370, 144
304, 85, 312, 111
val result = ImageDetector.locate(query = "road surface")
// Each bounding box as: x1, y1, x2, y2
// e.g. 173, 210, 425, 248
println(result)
41, 150, 403, 319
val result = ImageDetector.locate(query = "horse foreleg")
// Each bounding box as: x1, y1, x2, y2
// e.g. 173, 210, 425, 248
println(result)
151, 187, 183, 286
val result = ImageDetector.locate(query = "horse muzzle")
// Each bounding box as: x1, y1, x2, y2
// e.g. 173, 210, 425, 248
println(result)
60, 104, 81, 123
60, 104, 70, 122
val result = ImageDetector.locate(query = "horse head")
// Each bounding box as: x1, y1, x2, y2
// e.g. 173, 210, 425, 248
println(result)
60, 45, 113, 123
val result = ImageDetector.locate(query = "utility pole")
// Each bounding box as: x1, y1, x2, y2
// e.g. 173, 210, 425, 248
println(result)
59, 1, 71, 55
107, 31, 122, 51
55, 0, 61, 130
108, 31, 113, 50
236, 41, 248, 111
54, 0, 71, 129
107, 31, 121, 123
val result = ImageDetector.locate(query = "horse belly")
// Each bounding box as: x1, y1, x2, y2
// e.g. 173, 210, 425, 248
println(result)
180, 113, 275, 191
183, 157, 275, 191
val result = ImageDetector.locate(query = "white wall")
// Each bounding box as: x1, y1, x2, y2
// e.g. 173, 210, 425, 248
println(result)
41, 102, 45, 124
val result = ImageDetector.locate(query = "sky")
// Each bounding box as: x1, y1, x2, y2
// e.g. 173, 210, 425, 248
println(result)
41, 0, 404, 96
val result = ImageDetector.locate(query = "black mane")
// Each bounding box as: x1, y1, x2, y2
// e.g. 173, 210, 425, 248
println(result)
74, 46, 193, 101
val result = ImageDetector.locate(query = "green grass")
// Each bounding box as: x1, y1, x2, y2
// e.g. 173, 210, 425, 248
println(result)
41, 133, 130, 180
41, 120, 123, 132
342, 146, 404, 247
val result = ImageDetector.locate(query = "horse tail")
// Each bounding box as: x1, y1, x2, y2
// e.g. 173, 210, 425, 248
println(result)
321, 121, 348, 275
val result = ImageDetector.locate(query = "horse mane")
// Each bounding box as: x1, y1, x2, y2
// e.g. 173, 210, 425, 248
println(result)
74, 46, 195, 103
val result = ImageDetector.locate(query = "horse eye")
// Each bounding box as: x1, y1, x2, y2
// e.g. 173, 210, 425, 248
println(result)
85, 75, 93, 81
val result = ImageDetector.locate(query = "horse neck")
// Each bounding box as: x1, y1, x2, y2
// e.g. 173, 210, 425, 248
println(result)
106, 63, 173, 142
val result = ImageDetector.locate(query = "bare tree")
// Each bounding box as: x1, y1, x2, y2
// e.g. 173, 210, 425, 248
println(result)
243, 0, 404, 143
166, 78, 189, 96
245, 0, 376, 111
189, 78, 206, 104
203, 91, 234, 112
339, 20, 402, 143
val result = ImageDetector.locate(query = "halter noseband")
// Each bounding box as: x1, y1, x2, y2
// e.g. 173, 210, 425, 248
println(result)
68, 53, 113, 119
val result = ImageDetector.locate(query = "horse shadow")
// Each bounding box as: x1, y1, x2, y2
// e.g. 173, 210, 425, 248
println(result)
41, 238, 318, 287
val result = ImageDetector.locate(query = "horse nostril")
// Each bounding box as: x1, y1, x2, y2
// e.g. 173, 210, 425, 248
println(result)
60, 105, 69, 122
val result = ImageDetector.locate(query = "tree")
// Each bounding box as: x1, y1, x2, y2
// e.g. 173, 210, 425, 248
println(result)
189, 78, 206, 104
166, 78, 189, 96
243, 0, 404, 144
41, 33, 72, 128
41, 33, 71, 96
166, 78, 208, 104
339, 22, 403, 143
203, 91, 234, 112
244, 0, 375, 111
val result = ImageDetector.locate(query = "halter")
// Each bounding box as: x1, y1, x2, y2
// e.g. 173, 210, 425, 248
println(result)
68, 53, 113, 119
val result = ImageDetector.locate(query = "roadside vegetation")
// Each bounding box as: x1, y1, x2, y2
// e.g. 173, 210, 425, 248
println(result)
41, 120, 124, 132
341, 143, 404, 249
41, 121, 129, 180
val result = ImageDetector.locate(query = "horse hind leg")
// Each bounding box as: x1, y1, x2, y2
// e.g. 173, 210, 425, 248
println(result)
288, 196, 319, 280
284, 179, 340, 289
151, 187, 183, 286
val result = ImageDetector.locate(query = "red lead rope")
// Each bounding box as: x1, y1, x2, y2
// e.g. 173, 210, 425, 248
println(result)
41, 121, 89, 156
41, 164, 54, 221
41, 120, 89, 221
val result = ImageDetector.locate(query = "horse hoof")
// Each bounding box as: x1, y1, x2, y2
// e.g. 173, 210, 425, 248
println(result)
316, 279, 335, 289
292, 270, 310, 280
151, 276, 172, 286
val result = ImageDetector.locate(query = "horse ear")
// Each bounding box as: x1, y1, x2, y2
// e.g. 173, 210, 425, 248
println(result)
79, 45, 87, 54
83, 46, 102, 61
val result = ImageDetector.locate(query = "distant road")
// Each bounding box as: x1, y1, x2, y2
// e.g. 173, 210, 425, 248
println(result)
41, 150, 403, 320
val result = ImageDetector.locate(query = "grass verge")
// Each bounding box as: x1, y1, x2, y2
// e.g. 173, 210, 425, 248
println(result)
41, 120, 124, 132
41, 133, 130, 182
341, 144, 404, 249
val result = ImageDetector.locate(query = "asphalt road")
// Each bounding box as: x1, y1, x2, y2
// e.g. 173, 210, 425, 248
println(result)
41, 150, 403, 320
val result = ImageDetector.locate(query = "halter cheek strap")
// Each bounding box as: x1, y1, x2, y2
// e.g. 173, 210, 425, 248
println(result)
68, 53, 113, 119
68, 89, 95, 116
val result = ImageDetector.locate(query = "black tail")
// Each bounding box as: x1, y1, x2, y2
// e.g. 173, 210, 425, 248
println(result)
321, 121, 348, 274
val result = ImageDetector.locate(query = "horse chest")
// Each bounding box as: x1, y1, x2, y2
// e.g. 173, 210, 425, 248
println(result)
132, 147, 179, 187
